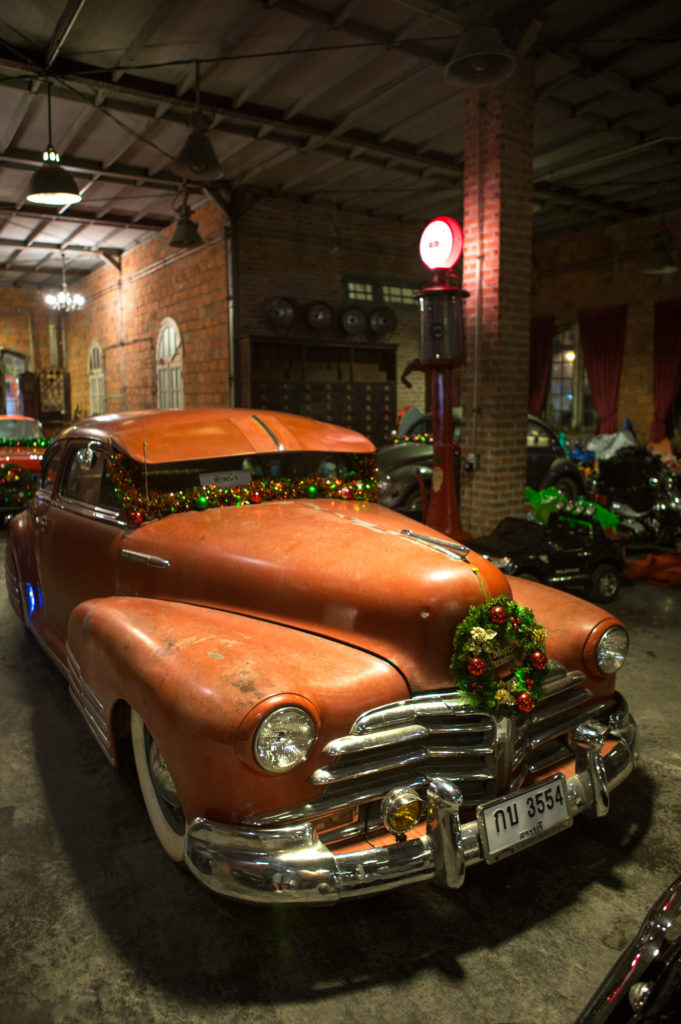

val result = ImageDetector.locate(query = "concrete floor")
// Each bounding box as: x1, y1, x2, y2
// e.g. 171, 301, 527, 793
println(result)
1, 532, 680, 1024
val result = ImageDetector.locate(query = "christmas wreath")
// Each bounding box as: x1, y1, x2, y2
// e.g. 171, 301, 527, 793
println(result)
450, 595, 550, 716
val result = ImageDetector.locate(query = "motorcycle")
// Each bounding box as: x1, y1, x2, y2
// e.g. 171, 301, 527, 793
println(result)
592, 446, 681, 552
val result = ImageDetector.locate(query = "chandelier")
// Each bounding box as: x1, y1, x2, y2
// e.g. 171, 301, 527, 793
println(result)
45, 254, 85, 312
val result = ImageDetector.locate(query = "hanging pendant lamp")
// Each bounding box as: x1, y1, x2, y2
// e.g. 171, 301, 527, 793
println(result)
175, 62, 223, 182
45, 254, 85, 311
169, 187, 203, 248
26, 82, 82, 206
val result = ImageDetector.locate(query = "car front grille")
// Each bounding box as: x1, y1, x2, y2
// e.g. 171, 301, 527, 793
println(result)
247, 663, 616, 846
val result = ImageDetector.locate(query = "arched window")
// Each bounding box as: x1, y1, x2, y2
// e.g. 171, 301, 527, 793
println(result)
156, 318, 184, 409
88, 343, 105, 414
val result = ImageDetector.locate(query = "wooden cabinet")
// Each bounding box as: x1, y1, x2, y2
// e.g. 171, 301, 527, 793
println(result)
240, 337, 396, 446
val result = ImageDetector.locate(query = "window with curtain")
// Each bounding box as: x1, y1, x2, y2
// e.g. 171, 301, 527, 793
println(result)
88, 343, 105, 414
546, 324, 597, 432
156, 318, 184, 410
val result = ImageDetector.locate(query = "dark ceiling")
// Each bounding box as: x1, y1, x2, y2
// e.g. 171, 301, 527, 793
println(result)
0, 0, 679, 290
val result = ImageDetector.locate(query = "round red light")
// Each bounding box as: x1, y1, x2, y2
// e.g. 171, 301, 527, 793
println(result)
419, 217, 464, 270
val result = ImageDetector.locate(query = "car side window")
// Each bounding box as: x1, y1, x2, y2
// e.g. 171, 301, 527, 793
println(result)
39, 444, 64, 493
527, 423, 553, 449
61, 445, 119, 510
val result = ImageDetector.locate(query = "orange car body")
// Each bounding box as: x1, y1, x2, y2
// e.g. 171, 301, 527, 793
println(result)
5, 408, 637, 903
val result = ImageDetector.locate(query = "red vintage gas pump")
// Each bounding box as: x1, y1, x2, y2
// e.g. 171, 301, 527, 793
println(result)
403, 217, 468, 540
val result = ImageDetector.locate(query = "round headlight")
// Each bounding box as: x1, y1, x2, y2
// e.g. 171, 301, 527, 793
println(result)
596, 625, 629, 674
253, 706, 316, 773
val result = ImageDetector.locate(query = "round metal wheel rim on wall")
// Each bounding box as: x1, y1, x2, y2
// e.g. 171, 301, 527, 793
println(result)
131, 709, 187, 862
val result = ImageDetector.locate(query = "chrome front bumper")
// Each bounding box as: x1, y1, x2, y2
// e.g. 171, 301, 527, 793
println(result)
184, 711, 637, 905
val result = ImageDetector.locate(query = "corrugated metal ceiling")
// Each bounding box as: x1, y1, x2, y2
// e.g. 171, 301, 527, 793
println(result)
0, 0, 679, 289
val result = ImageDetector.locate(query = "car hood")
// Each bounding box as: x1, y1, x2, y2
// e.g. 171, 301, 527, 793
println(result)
118, 499, 510, 693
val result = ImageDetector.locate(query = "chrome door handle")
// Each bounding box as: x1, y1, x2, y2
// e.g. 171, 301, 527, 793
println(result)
35, 515, 49, 533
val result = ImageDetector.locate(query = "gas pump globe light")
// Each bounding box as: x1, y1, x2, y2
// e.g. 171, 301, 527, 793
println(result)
419, 217, 464, 271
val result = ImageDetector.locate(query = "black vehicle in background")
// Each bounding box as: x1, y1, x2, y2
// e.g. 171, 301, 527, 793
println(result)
469, 512, 625, 604
377, 412, 585, 517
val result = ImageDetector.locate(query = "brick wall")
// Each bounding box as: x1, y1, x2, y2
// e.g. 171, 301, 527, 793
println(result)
458, 61, 535, 535
236, 197, 428, 421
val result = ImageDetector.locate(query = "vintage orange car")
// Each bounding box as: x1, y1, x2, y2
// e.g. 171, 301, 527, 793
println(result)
4, 408, 637, 903
0, 414, 46, 516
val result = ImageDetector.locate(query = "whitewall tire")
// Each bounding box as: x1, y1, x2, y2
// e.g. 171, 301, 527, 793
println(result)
130, 709, 187, 863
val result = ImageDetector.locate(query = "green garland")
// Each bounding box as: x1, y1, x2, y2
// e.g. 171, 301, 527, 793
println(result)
111, 452, 379, 524
450, 595, 550, 716
0, 437, 47, 449
0, 463, 38, 509
393, 433, 461, 453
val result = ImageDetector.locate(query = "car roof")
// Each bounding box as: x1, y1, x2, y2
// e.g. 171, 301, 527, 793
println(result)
56, 408, 375, 464
0, 414, 39, 421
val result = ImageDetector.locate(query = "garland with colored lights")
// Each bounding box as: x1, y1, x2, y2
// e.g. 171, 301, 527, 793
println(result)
0, 463, 38, 510
450, 595, 550, 716
393, 433, 461, 453
110, 453, 379, 524
0, 437, 47, 449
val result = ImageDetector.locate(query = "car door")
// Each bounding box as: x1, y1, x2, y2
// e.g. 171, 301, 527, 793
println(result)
35, 441, 125, 653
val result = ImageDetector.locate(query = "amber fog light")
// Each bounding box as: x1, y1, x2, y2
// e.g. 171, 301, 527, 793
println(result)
381, 787, 425, 837
596, 626, 629, 674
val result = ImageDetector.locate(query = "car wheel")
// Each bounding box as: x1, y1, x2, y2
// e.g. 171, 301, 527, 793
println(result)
554, 476, 578, 501
131, 709, 187, 863
587, 563, 620, 603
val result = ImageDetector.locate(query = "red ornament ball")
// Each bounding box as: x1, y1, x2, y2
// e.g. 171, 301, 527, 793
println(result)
467, 656, 488, 677
515, 692, 535, 713
489, 604, 508, 625
529, 650, 548, 671
130, 510, 145, 526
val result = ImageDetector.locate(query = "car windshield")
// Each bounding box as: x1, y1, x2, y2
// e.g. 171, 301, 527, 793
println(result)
110, 448, 378, 519
139, 451, 372, 492
1, 418, 44, 441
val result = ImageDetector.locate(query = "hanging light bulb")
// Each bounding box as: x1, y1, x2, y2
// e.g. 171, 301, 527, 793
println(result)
44, 254, 85, 311
26, 82, 81, 206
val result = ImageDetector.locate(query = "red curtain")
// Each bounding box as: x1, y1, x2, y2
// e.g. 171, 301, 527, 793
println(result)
578, 305, 627, 434
529, 315, 554, 416
649, 299, 681, 442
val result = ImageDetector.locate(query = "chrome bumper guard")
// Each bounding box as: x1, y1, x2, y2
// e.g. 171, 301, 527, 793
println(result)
184, 710, 637, 904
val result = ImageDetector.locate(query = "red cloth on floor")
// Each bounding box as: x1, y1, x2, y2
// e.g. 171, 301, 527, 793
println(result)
625, 553, 681, 587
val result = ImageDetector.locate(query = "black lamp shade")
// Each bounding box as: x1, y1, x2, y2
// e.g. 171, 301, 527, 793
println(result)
175, 131, 222, 182
170, 206, 203, 248
26, 157, 81, 206
445, 26, 516, 87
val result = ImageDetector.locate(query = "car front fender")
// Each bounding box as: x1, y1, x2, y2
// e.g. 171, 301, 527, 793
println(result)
66, 596, 411, 823
507, 576, 624, 698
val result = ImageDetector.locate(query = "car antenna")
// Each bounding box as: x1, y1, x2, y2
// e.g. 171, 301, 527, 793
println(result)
142, 413, 150, 514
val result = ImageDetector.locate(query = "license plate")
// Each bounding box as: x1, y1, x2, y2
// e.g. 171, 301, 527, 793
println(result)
478, 775, 571, 862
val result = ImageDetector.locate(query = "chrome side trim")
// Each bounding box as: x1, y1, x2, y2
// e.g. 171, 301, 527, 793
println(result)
66, 646, 115, 765
252, 414, 285, 451
120, 549, 170, 568
401, 529, 469, 561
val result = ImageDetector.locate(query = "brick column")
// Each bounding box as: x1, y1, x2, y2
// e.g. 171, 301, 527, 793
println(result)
459, 60, 534, 536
